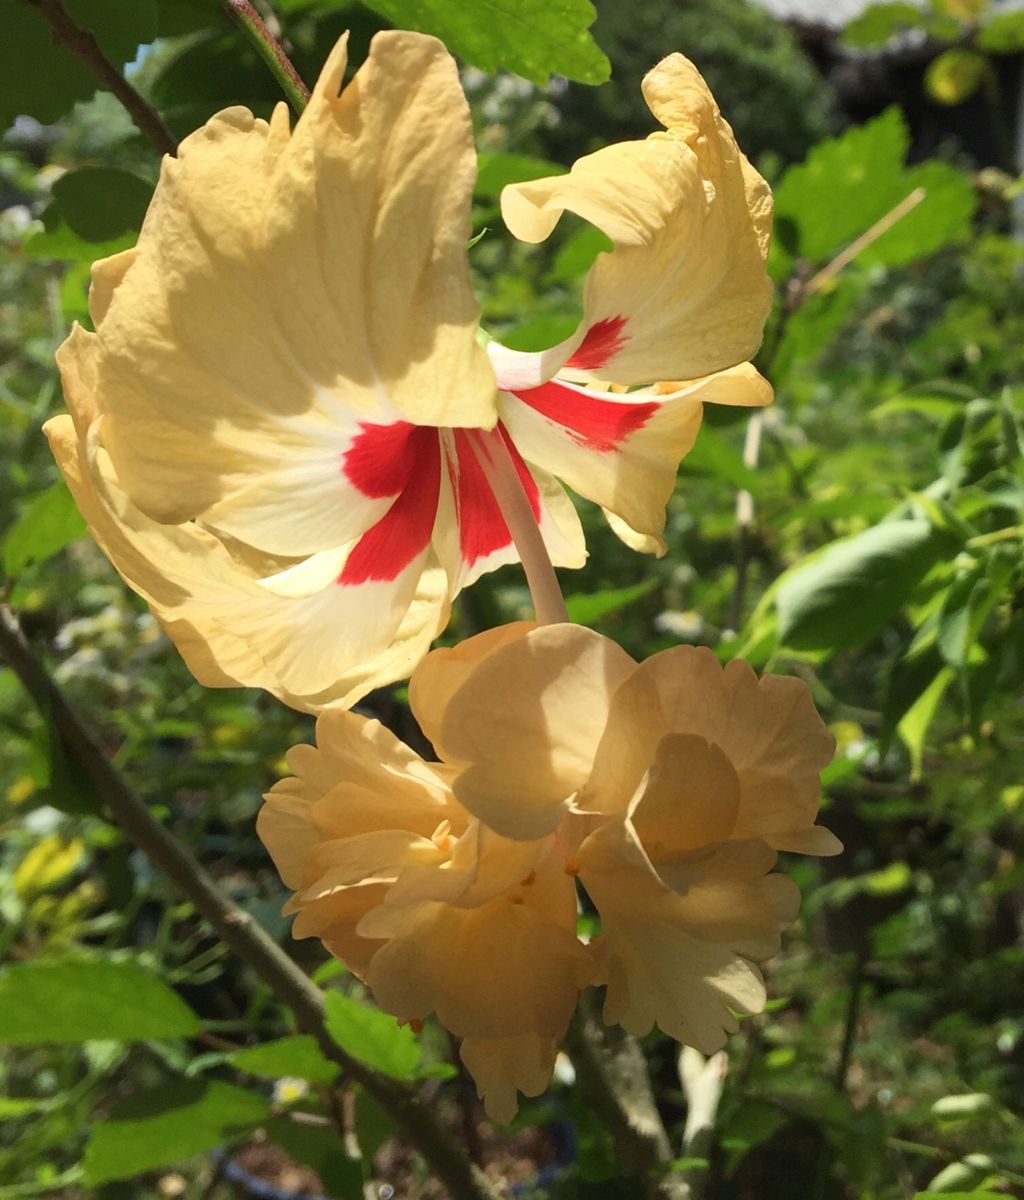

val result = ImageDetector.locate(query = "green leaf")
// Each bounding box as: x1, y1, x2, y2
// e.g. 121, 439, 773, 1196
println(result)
546, 224, 613, 284
83, 1079, 267, 1184
0, 959, 201, 1045
773, 108, 974, 272
774, 108, 910, 264
24, 207, 136, 264
51, 168, 153, 244
684, 427, 763, 493
564, 579, 657, 625
264, 1116, 363, 1197
776, 519, 956, 652
913, 1194, 1004, 1200
898, 666, 954, 778
475, 153, 563, 197
323, 991, 419, 1081
925, 49, 989, 106
358, 0, 610, 85
3, 481, 85, 578
978, 10, 1024, 52
843, 3, 923, 48
858, 161, 975, 268
0, 0, 158, 129
229, 1035, 339, 1085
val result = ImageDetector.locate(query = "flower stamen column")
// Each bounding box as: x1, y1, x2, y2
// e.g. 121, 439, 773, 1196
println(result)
466, 428, 569, 625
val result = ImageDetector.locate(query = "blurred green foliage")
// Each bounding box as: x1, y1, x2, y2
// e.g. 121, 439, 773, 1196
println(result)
1, 0, 1023, 1196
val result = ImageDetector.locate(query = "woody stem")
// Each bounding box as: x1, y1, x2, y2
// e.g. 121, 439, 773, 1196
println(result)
223, 0, 310, 113
467, 428, 569, 625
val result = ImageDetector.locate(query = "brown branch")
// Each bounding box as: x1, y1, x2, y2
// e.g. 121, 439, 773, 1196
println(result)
23, 0, 178, 157
0, 603, 499, 1200
223, 0, 311, 113
566, 994, 688, 1199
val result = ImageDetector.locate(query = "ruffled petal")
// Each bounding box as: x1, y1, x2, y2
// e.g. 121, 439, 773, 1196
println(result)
580, 821, 771, 1052
633, 649, 838, 848
415, 624, 636, 840
460, 1035, 560, 1124
501, 54, 772, 385
44, 414, 451, 711
497, 365, 770, 554
76, 30, 495, 544
364, 841, 589, 1039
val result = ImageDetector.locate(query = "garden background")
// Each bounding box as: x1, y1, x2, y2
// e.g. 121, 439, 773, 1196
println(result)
1, 0, 1023, 1197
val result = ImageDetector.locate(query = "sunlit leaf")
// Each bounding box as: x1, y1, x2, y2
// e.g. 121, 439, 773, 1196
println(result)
229, 1035, 339, 1085
564, 580, 657, 625
843, 2, 923, 48
0, 959, 201, 1045
359, 0, 610, 85
925, 49, 988, 106
83, 1079, 266, 1184
323, 991, 420, 1081
3, 481, 86, 578
777, 520, 957, 652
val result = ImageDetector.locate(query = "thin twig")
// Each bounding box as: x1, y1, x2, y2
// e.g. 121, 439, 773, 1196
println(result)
0, 603, 499, 1200
804, 188, 927, 297
24, 0, 177, 157
223, 0, 311, 113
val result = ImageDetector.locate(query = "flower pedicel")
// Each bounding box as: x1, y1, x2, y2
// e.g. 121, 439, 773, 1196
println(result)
259, 623, 841, 1122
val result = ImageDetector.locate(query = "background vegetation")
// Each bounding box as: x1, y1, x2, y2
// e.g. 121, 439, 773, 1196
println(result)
1, 0, 1022, 1197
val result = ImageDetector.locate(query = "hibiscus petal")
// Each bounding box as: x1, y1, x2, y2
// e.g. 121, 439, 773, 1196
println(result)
78, 30, 495, 547
580, 822, 768, 1052
44, 415, 450, 710
631, 733, 741, 857
436, 428, 585, 593
501, 54, 772, 385
365, 846, 588, 1039
419, 624, 636, 840
460, 1035, 560, 1124
499, 365, 769, 553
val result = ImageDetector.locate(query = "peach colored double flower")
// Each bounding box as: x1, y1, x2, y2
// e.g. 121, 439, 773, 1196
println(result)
45, 29, 772, 710
259, 624, 840, 1121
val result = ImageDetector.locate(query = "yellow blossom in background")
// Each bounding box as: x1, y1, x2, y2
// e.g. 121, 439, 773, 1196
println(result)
45, 30, 772, 711
258, 624, 840, 1121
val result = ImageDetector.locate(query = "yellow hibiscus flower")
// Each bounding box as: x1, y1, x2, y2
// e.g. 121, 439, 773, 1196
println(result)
258, 624, 840, 1121
45, 30, 772, 710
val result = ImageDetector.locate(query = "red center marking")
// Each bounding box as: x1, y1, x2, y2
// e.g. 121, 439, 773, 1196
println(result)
564, 315, 629, 371
342, 420, 420, 498
515, 380, 657, 453
339, 427, 441, 585
450, 427, 541, 568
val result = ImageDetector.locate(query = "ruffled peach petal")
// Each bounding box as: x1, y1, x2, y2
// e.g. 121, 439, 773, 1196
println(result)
501, 54, 772, 386
364, 852, 588, 1039
635, 649, 837, 845
581, 822, 771, 1052
434, 625, 636, 840
460, 1035, 560, 1124
630, 732, 741, 857
408, 622, 536, 752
